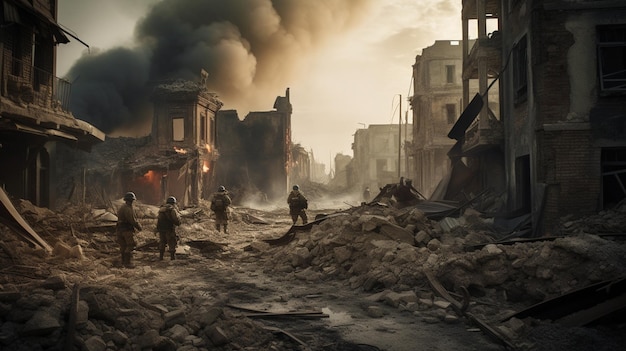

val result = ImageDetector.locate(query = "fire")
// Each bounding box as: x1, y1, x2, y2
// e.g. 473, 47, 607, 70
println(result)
203, 161, 210, 173
174, 146, 188, 154
143, 170, 157, 181
205, 144, 211, 152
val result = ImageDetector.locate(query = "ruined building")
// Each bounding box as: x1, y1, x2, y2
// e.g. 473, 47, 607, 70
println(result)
143, 76, 223, 205
214, 89, 294, 202
351, 124, 412, 192
450, 0, 626, 234
409, 40, 483, 198
0, 0, 104, 208
72, 74, 223, 207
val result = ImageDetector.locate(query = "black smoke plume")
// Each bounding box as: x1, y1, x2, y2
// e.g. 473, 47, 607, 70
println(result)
66, 0, 372, 135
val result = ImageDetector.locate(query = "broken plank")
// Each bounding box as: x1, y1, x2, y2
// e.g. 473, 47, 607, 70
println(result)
424, 270, 467, 314
425, 271, 515, 349
245, 312, 329, 319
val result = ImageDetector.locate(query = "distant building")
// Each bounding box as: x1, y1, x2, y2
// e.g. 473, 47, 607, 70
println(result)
331, 153, 352, 189
408, 40, 481, 198
310, 153, 329, 184
351, 124, 412, 191
0, 0, 104, 209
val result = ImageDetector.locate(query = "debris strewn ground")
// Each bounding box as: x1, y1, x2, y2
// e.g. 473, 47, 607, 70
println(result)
1, 194, 625, 350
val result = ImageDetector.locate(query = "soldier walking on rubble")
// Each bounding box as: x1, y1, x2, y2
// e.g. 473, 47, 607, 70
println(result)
116, 192, 143, 268
211, 186, 232, 233
287, 184, 308, 225
362, 187, 371, 202
156, 196, 181, 260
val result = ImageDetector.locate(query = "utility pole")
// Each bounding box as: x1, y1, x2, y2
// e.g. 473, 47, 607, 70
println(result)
398, 94, 402, 177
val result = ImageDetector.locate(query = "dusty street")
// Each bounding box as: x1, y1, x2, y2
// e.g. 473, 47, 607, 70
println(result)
1, 196, 625, 350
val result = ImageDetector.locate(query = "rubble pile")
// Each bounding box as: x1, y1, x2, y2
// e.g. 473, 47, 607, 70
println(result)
266, 202, 626, 342
1, 195, 625, 350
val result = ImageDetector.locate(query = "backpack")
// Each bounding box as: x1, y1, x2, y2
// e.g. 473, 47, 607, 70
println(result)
211, 196, 225, 211
156, 206, 173, 230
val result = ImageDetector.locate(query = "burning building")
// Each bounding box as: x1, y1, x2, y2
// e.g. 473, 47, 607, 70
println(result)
79, 74, 224, 207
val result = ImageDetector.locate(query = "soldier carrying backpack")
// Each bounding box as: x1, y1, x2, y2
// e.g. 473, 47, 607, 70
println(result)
287, 184, 308, 225
156, 196, 181, 260
211, 186, 232, 233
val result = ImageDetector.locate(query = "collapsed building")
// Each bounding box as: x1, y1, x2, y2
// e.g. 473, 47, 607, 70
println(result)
71, 75, 223, 207
214, 88, 306, 203
0, 0, 105, 209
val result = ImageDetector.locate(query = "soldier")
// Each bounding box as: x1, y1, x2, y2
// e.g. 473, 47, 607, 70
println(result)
156, 196, 181, 260
116, 191, 143, 268
362, 187, 371, 202
211, 186, 232, 233
287, 185, 308, 225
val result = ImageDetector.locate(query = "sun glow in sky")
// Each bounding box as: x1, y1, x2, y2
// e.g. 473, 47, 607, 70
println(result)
57, 0, 462, 173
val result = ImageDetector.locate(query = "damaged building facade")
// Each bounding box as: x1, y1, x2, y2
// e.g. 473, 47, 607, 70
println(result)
141, 76, 223, 206
408, 40, 482, 198
351, 124, 412, 192
0, 0, 104, 209
74, 73, 223, 207
450, 0, 626, 234
214, 89, 296, 202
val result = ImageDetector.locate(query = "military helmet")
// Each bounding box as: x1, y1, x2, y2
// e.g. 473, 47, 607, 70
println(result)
166, 196, 177, 204
218, 185, 226, 192
123, 192, 136, 201
292, 185, 299, 190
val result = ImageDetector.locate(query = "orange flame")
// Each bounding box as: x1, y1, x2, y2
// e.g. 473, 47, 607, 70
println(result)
203, 161, 210, 173
142, 170, 158, 184
205, 144, 212, 152
174, 146, 188, 154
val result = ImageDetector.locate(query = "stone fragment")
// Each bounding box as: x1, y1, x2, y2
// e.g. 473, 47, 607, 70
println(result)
52, 242, 72, 259
333, 246, 352, 264
427, 239, 441, 251
42, 275, 66, 290
414, 230, 431, 245
366, 305, 385, 318
165, 324, 189, 343
164, 309, 186, 329
206, 326, 229, 346
22, 310, 61, 336
84, 336, 107, 351
134, 329, 161, 349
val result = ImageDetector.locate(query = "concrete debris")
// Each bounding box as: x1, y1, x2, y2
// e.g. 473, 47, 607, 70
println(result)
0, 194, 625, 350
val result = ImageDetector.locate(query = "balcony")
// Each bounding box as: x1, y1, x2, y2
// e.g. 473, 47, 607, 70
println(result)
2, 56, 72, 112
463, 112, 503, 154
463, 32, 502, 81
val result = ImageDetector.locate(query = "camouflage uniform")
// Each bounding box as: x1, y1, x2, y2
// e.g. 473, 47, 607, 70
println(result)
157, 202, 181, 260
211, 190, 232, 233
287, 189, 308, 225
116, 201, 142, 267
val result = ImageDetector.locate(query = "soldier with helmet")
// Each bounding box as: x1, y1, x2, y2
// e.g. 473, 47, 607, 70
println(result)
116, 191, 143, 268
156, 196, 181, 260
210, 185, 232, 233
287, 185, 308, 225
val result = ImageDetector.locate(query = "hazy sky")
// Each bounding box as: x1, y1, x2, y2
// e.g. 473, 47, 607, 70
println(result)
57, 0, 462, 172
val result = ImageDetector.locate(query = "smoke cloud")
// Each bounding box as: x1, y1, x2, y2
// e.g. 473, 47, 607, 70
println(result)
66, 0, 372, 134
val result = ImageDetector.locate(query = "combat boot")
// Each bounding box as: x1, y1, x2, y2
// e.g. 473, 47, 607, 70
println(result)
170, 252, 176, 260
125, 253, 135, 268
159, 249, 164, 261
215, 224, 220, 232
